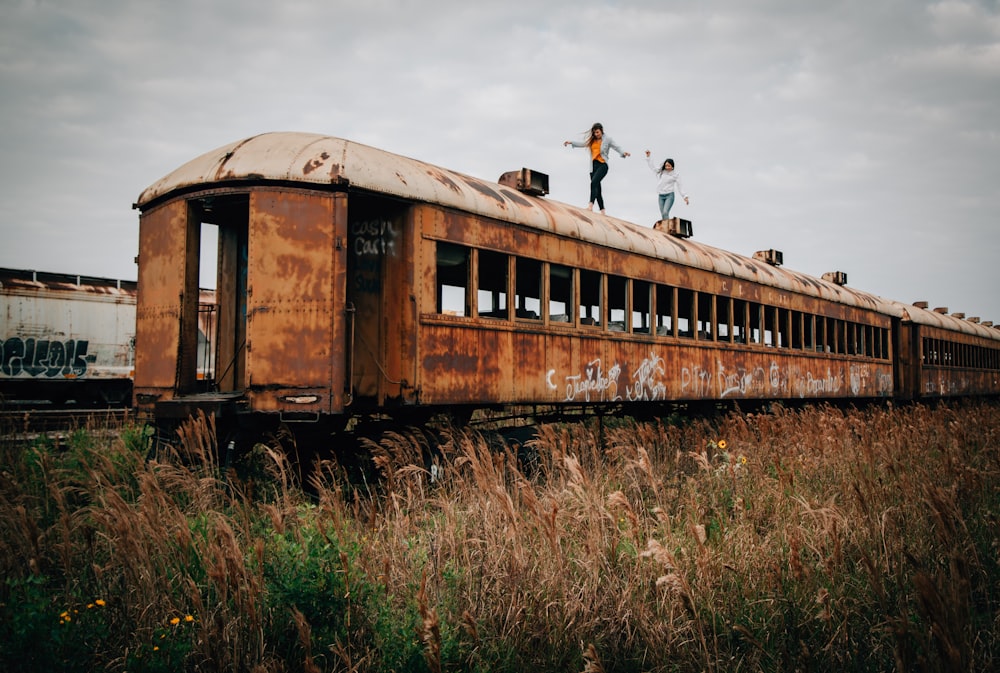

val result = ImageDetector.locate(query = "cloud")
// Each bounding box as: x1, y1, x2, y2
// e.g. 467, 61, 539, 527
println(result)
0, 0, 998, 323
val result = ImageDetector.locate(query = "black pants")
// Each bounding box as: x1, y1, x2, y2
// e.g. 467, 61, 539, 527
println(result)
589, 159, 609, 210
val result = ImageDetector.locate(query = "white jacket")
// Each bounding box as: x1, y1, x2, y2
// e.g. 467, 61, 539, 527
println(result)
646, 155, 687, 198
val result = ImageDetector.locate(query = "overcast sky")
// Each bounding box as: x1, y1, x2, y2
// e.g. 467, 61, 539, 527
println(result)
2, 0, 998, 323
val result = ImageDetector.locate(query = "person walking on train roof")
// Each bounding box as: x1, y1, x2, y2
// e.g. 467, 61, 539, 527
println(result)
645, 151, 689, 221
564, 122, 630, 214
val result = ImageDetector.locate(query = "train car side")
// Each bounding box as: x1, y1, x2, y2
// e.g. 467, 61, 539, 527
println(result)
0, 269, 136, 405
407, 205, 896, 409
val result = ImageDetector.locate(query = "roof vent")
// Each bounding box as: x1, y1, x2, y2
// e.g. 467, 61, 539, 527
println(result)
753, 249, 783, 267
653, 217, 693, 238
913, 301, 929, 309
822, 271, 848, 286
968, 317, 980, 323
498, 168, 549, 196
982, 321, 993, 327
933, 307, 948, 314
951, 312, 965, 319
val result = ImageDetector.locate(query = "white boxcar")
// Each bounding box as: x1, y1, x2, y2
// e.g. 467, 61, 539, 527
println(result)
1, 268, 137, 405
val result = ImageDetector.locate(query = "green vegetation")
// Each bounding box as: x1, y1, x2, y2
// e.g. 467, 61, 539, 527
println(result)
1, 401, 998, 671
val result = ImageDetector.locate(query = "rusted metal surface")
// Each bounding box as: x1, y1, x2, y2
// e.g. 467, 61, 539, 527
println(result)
245, 190, 343, 413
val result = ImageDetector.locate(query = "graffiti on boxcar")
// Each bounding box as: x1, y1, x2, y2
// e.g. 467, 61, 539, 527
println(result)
352, 218, 398, 257
561, 358, 622, 402
1, 337, 89, 378
550, 352, 669, 403
792, 368, 842, 397
717, 363, 770, 398
681, 363, 714, 397
626, 353, 667, 401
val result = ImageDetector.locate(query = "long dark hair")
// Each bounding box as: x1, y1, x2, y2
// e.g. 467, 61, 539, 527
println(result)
657, 157, 675, 176
585, 122, 604, 145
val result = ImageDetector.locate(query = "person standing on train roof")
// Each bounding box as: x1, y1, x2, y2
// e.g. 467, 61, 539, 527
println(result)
564, 122, 630, 214
645, 151, 689, 221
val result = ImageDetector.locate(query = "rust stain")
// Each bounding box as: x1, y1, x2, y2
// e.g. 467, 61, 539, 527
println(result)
429, 169, 463, 194
303, 152, 330, 175
460, 177, 506, 207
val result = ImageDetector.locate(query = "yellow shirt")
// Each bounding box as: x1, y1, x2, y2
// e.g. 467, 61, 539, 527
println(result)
590, 139, 605, 162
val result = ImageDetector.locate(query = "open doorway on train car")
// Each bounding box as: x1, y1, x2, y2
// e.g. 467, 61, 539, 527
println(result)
346, 194, 412, 408
192, 195, 248, 394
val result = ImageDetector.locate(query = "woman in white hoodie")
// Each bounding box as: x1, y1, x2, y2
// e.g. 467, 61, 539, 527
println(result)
645, 151, 689, 221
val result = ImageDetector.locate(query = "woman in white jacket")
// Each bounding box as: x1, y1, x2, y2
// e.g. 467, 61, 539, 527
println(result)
645, 151, 689, 221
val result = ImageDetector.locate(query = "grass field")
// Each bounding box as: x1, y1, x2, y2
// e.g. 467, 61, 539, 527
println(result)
1, 401, 998, 672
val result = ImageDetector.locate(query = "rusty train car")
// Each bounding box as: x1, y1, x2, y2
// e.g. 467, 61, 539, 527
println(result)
131, 132, 1000, 439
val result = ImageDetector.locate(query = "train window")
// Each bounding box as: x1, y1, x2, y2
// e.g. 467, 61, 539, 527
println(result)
694, 292, 713, 340
436, 242, 469, 316
677, 288, 695, 338
655, 284, 674, 336
716, 297, 731, 342
776, 308, 791, 348
579, 269, 602, 327
608, 275, 628, 332
790, 311, 803, 349
748, 303, 763, 344
515, 257, 542, 320
632, 280, 652, 334
477, 249, 509, 319
763, 307, 776, 347
804, 314, 816, 351
733, 299, 748, 344
549, 264, 573, 323
830, 320, 842, 354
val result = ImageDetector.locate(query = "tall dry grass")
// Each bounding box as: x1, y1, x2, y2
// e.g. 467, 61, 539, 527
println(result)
1, 401, 998, 672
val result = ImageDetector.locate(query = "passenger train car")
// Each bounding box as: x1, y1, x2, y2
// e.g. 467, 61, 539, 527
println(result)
131, 132, 1000, 438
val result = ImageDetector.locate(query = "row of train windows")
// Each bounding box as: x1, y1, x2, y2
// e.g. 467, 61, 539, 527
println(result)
923, 338, 1000, 370
435, 242, 890, 360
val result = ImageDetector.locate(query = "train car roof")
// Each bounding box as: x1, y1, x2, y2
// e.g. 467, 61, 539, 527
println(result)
136, 132, 1000, 342
0, 267, 137, 297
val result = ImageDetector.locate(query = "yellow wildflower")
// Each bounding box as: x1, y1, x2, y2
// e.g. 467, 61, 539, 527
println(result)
718, 439, 728, 450
170, 617, 181, 626
184, 615, 195, 623
95, 599, 106, 607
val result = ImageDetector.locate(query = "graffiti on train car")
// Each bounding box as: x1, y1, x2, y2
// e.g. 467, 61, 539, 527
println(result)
548, 352, 894, 402
352, 218, 398, 257
547, 352, 667, 403
1, 336, 90, 378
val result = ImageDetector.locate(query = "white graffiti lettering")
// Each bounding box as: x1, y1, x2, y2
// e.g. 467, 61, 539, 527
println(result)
564, 358, 622, 402
626, 353, 667, 401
